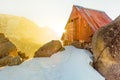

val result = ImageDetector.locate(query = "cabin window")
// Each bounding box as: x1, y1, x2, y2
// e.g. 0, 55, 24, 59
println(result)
69, 17, 79, 23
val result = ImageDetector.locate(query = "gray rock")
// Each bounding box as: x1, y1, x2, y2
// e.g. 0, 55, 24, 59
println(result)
92, 15, 120, 80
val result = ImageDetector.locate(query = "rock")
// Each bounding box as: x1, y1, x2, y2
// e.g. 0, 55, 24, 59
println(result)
0, 56, 12, 67
0, 56, 22, 67
0, 33, 18, 58
0, 33, 23, 67
59, 47, 65, 52
8, 56, 22, 66
18, 51, 29, 61
106, 63, 120, 80
92, 15, 120, 80
71, 41, 92, 52
34, 40, 62, 57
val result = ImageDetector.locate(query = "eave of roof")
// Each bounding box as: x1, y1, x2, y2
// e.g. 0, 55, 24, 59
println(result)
73, 5, 105, 13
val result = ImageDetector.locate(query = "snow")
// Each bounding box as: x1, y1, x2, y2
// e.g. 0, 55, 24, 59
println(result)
0, 46, 105, 80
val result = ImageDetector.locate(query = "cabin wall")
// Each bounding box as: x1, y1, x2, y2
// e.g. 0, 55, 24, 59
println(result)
78, 13, 93, 42
62, 7, 94, 45
70, 7, 93, 42
68, 7, 80, 41
69, 7, 79, 20
63, 7, 80, 45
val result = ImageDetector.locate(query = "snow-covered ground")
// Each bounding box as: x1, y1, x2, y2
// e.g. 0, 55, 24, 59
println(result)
0, 46, 105, 80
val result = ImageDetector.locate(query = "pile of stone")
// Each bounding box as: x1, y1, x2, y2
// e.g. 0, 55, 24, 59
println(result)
0, 33, 22, 67
71, 41, 92, 52
0, 33, 62, 67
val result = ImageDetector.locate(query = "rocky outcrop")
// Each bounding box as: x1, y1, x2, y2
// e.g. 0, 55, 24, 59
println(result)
0, 33, 22, 66
0, 33, 18, 58
0, 56, 21, 67
18, 51, 29, 61
34, 40, 62, 57
92, 15, 120, 80
71, 41, 92, 52
8, 56, 22, 66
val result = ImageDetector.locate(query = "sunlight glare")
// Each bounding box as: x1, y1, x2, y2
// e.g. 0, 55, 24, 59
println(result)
47, 23, 65, 38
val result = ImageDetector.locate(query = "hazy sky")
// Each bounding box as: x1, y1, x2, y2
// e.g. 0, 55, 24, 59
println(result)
0, 0, 120, 37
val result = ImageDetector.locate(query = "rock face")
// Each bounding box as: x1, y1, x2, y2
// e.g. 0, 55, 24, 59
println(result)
0, 33, 22, 66
18, 51, 29, 61
0, 56, 21, 67
71, 41, 92, 52
92, 15, 120, 80
0, 33, 18, 58
34, 40, 62, 57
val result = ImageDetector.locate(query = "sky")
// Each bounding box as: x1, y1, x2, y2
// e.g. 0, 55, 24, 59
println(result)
0, 0, 120, 37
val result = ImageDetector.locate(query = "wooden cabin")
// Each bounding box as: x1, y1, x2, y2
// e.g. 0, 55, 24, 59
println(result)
61, 5, 112, 45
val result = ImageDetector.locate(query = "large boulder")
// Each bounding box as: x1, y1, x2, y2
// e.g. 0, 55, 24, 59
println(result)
0, 56, 13, 67
8, 56, 22, 66
34, 40, 62, 57
92, 15, 120, 80
0, 56, 21, 67
0, 33, 18, 58
0, 33, 22, 67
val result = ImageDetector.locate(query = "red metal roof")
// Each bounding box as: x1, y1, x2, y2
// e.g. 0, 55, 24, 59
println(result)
75, 5, 112, 32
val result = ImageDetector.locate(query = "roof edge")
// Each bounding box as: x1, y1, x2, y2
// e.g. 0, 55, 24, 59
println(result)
73, 5, 105, 13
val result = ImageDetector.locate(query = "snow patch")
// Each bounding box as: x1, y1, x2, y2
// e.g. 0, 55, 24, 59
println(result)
0, 46, 105, 80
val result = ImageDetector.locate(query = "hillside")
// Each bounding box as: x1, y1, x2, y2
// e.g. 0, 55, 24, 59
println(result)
0, 14, 58, 57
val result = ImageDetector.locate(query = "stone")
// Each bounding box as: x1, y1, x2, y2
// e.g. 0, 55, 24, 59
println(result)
0, 33, 23, 67
18, 51, 29, 61
8, 56, 22, 66
34, 40, 62, 57
0, 56, 12, 67
71, 41, 92, 52
0, 56, 22, 67
92, 15, 120, 80
0, 33, 18, 58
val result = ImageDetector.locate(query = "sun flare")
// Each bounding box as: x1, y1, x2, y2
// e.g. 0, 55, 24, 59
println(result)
48, 24, 65, 38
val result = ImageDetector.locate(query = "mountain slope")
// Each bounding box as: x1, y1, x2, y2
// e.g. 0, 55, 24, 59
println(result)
0, 14, 58, 57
